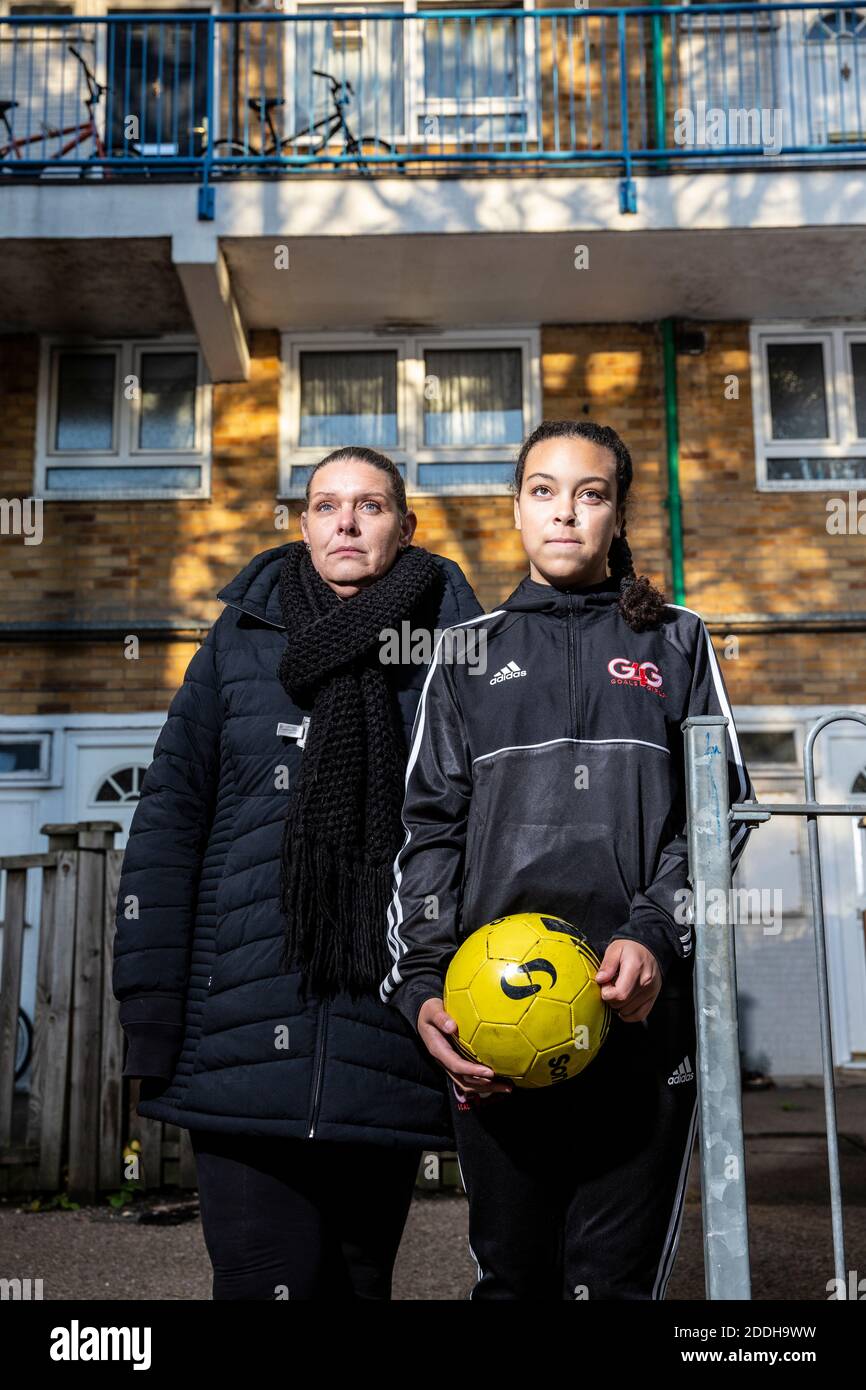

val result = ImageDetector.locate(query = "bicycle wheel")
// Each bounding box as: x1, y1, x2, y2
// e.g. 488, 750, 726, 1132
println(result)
211, 138, 263, 175
346, 137, 402, 177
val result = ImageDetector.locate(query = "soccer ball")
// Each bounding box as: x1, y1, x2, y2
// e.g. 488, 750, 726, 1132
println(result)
443, 913, 611, 1088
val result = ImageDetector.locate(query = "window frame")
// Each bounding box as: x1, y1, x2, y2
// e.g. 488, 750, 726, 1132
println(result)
90, 761, 148, 807
0, 732, 53, 785
35, 334, 212, 501
278, 325, 541, 497
749, 321, 866, 490
277, 0, 538, 149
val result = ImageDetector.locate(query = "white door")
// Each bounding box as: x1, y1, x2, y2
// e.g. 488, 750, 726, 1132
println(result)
777, 5, 866, 150
66, 729, 158, 850
818, 723, 866, 1067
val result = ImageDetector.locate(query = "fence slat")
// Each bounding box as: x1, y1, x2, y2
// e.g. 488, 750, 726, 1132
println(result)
0, 869, 28, 1150
36, 849, 77, 1193
99, 848, 125, 1194
68, 839, 108, 1202
25, 853, 56, 1163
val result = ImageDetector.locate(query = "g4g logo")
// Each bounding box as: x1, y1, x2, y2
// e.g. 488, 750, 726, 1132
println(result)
607, 657, 665, 696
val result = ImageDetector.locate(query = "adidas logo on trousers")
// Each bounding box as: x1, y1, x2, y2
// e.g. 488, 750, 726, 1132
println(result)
667, 1055, 694, 1085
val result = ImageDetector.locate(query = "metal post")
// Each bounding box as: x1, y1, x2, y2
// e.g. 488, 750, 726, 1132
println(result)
683, 712, 751, 1299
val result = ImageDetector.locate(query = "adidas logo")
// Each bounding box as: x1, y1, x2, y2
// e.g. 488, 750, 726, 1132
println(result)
667, 1055, 695, 1085
489, 659, 527, 685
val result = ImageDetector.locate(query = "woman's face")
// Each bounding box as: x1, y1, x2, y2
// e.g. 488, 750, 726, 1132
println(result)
513, 435, 623, 588
301, 459, 417, 598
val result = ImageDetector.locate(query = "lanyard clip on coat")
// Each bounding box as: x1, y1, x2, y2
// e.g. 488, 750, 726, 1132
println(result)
277, 716, 311, 749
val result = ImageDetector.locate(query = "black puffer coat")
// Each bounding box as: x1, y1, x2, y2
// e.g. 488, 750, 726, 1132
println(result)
112, 542, 483, 1148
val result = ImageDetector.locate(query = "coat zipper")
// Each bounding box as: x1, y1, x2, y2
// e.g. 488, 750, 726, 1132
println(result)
224, 591, 330, 1132
225, 597, 327, 1131
220, 599, 286, 632
308, 999, 329, 1138
566, 594, 579, 740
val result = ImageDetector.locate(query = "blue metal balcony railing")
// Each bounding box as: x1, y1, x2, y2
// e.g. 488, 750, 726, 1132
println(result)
1, 5, 865, 217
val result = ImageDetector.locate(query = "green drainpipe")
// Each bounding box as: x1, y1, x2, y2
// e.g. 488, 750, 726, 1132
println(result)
652, 8, 668, 174
661, 317, 685, 606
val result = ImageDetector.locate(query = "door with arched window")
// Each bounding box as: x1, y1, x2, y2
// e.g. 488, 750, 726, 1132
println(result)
821, 724, 866, 1068
69, 729, 159, 850
780, 5, 866, 148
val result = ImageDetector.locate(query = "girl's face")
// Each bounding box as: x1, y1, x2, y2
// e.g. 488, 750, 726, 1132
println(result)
513, 435, 623, 588
301, 459, 416, 598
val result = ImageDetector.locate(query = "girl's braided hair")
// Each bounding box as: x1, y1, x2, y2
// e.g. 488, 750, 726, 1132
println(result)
511, 420, 667, 632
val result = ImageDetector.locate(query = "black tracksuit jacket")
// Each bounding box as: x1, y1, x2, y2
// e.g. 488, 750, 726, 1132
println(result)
379, 572, 755, 1031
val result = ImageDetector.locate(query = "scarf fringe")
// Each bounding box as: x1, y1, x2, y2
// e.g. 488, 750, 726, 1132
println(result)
278, 814, 397, 1001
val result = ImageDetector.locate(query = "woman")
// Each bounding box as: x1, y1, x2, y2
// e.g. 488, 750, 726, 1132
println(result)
112, 445, 483, 1299
380, 420, 755, 1300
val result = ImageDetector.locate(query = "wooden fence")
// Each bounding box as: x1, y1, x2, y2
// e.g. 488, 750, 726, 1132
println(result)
0, 821, 196, 1202
0, 820, 458, 1202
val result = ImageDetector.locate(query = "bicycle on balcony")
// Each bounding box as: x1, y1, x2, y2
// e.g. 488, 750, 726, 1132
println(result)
212, 68, 400, 177
0, 45, 148, 173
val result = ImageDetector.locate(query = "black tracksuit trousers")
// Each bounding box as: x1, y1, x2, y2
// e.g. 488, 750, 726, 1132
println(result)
447, 977, 699, 1301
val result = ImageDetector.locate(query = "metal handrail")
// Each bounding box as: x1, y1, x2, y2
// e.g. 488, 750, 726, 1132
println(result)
1, 2, 865, 217
684, 708, 866, 1298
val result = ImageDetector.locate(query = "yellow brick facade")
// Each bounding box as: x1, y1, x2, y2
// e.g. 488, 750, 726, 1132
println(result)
1, 324, 864, 715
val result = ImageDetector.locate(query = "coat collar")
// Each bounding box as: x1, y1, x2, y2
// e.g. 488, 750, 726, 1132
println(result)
216, 542, 294, 631
499, 571, 622, 614
217, 542, 455, 631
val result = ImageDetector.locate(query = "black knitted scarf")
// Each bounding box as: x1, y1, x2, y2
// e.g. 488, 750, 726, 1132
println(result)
276, 540, 440, 999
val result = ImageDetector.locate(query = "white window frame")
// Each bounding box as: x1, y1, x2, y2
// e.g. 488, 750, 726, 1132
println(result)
35, 334, 212, 501
749, 321, 866, 490
0, 732, 54, 785
407, 0, 539, 149
284, 1, 410, 146
89, 760, 149, 807
736, 719, 803, 772
278, 326, 541, 496
278, 0, 538, 150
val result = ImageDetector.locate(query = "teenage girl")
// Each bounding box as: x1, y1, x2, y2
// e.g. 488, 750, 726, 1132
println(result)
380, 420, 754, 1300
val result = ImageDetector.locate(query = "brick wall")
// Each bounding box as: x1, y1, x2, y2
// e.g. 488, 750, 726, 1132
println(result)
1, 323, 864, 714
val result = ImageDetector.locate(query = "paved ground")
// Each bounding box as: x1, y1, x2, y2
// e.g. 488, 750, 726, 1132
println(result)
2, 1075, 864, 1301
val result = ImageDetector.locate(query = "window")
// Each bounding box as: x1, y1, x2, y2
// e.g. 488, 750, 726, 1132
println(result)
278, 0, 537, 150
739, 729, 798, 765
750, 324, 866, 488
36, 337, 211, 499
93, 764, 147, 804
414, 0, 535, 144
280, 329, 540, 494
804, 7, 866, 41
291, 4, 405, 145
0, 734, 52, 783
299, 350, 399, 447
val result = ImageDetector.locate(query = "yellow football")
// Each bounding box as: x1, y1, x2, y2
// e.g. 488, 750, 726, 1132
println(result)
443, 912, 611, 1088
